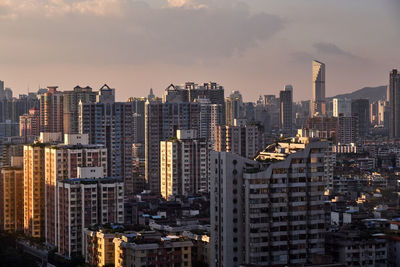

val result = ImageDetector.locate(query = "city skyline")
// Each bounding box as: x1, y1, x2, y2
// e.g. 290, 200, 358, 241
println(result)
0, 0, 399, 101
1, 1, 400, 267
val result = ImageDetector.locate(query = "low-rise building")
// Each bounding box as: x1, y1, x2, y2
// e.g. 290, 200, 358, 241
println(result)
113, 233, 193, 267
326, 230, 387, 267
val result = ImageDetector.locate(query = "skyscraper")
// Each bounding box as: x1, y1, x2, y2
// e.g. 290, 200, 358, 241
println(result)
197, 96, 224, 143
0, 80, 4, 100
19, 107, 40, 143
389, 69, 400, 138
162, 82, 225, 124
57, 177, 124, 257
351, 99, 370, 137
226, 91, 244, 126
311, 60, 326, 117
333, 98, 352, 117
337, 114, 359, 144
44, 134, 107, 247
214, 123, 263, 159
145, 100, 200, 194
279, 85, 293, 134
24, 143, 46, 238
160, 129, 211, 199
79, 85, 133, 197
211, 137, 331, 267
128, 97, 146, 144
63, 86, 97, 134
40, 86, 64, 134
0, 159, 24, 232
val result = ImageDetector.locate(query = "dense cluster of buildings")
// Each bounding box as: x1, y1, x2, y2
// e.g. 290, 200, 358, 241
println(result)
0, 61, 400, 266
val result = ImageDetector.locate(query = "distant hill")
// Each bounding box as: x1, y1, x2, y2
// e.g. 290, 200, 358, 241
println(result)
328, 85, 387, 102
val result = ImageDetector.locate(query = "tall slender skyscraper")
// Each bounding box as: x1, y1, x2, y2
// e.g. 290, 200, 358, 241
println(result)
389, 69, 400, 138
279, 85, 293, 134
311, 60, 326, 117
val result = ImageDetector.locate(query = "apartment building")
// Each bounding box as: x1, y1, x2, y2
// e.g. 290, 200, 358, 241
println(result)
0, 159, 24, 232
45, 134, 107, 247
214, 122, 263, 159
57, 177, 124, 258
211, 137, 332, 266
23, 143, 46, 238
160, 129, 211, 199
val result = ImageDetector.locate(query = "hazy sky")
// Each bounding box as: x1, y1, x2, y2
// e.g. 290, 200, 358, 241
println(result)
0, 0, 399, 101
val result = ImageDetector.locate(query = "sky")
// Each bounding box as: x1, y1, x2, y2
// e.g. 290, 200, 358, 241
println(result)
0, 0, 399, 101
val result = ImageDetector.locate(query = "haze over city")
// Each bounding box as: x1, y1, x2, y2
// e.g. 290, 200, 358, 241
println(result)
0, 0, 399, 101
2, 1, 400, 267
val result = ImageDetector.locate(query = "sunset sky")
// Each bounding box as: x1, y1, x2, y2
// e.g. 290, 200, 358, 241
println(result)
0, 0, 399, 101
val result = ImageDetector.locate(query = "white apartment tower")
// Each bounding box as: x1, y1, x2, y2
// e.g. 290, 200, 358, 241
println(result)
211, 137, 332, 266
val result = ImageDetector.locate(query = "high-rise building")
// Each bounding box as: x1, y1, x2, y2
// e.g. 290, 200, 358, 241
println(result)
132, 143, 145, 195
351, 99, 370, 137
337, 114, 359, 144
163, 82, 225, 105
0, 158, 24, 232
162, 82, 225, 126
57, 177, 124, 257
244, 102, 255, 123
262, 95, 280, 133
311, 60, 326, 117
210, 151, 259, 267
40, 86, 64, 134
0, 120, 19, 138
79, 84, 134, 197
299, 116, 338, 142
0, 80, 4, 100
196, 97, 223, 143
0, 92, 40, 125
160, 129, 211, 199
214, 122, 263, 159
145, 100, 200, 194
333, 98, 352, 117
279, 85, 293, 134
211, 137, 332, 267
63, 86, 97, 134
19, 107, 40, 143
378, 100, 388, 126
128, 97, 146, 144
44, 134, 107, 247
389, 69, 400, 138
226, 91, 244, 126
23, 143, 46, 238
370, 101, 379, 125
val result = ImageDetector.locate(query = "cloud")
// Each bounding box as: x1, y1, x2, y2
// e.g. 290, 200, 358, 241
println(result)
0, 0, 284, 66
290, 51, 314, 63
0, 0, 124, 18
167, 0, 207, 9
291, 42, 367, 64
313, 42, 362, 60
